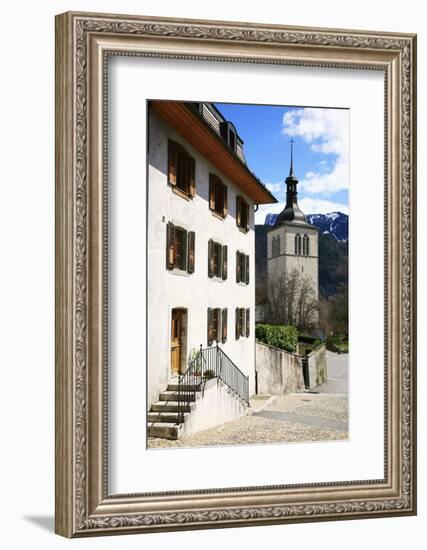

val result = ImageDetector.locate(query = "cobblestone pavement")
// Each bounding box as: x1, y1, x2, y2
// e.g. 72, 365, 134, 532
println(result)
315, 350, 348, 395
148, 352, 348, 450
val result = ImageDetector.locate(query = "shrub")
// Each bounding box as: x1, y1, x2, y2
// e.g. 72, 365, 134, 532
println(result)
256, 324, 298, 353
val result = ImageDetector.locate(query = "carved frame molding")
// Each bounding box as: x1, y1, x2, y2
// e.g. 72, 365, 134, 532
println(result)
55, 11, 416, 537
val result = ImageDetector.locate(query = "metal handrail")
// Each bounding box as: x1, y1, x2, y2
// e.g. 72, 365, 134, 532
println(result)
176, 343, 249, 425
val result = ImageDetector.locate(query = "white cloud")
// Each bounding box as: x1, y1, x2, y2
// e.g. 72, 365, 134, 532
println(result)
255, 202, 284, 225
299, 197, 349, 215
265, 182, 283, 196
282, 108, 349, 195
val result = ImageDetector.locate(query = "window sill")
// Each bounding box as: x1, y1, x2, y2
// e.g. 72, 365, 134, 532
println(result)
171, 185, 193, 201
210, 209, 227, 221
209, 275, 226, 283
237, 226, 250, 234
168, 268, 191, 277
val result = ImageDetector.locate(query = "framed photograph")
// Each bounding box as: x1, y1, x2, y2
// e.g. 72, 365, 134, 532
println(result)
55, 11, 417, 537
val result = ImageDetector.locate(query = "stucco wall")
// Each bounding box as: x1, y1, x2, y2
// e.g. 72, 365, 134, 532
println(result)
147, 110, 256, 408
255, 342, 305, 395
307, 344, 327, 387
181, 378, 248, 437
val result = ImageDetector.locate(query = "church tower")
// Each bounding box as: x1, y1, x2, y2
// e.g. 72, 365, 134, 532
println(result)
267, 141, 319, 323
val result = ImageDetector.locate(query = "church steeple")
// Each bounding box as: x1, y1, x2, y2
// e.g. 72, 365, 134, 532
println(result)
284, 138, 299, 210
274, 139, 309, 227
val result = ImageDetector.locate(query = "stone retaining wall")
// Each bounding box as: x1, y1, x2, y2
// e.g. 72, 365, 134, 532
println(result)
255, 342, 305, 395
255, 341, 327, 393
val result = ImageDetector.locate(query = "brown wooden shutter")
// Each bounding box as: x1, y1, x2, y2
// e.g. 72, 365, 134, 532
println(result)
207, 308, 214, 346
181, 229, 188, 271
189, 156, 196, 197
236, 251, 240, 283
246, 308, 250, 338
208, 239, 214, 278
245, 255, 250, 285
187, 231, 195, 274
168, 140, 177, 186
223, 184, 228, 216
236, 196, 241, 227
209, 174, 215, 210
222, 308, 228, 343
222, 245, 228, 280
235, 307, 240, 340
214, 308, 221, 342
245, 201, 250, 231
166, 222, 175, 270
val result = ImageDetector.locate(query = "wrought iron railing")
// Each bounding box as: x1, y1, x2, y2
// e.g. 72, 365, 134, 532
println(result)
176, 343, 250, 424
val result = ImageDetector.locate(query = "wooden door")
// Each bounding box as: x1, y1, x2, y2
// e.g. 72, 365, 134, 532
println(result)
171, 309, 182, 375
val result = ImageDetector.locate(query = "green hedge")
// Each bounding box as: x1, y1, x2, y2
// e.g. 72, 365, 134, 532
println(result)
326, 336, 349, 353
256, 324, 298, 353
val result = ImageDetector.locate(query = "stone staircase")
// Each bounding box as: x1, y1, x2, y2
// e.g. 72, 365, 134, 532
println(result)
147, 381, 201, 440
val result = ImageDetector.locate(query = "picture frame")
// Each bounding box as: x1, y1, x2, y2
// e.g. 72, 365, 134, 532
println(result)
55, 11, 417, 537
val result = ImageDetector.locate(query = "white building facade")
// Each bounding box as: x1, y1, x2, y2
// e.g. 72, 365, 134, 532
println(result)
147, 102, 276, 435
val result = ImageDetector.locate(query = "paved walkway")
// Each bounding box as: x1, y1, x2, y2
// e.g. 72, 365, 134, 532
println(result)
147, 351, 348, 450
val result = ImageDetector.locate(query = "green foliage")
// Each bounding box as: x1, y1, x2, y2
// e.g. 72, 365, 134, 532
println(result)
326, 335, 349, 353
256, 324, 298, 353
297, 337, 322, 356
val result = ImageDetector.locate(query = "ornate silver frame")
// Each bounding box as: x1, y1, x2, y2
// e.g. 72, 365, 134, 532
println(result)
55, 11, 417, 537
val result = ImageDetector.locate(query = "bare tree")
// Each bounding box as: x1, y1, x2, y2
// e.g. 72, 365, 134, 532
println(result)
267, 268, 319, 331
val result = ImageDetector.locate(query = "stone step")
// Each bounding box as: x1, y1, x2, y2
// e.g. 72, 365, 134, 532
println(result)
150, 400, 194, 413
159, 390, 197, 402
167, 383, 201, 392
147, 422, 180, 440
147, 411, 187, 424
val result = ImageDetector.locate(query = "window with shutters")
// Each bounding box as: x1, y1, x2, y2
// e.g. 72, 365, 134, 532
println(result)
209, 174, 228, 218
246, 308, 250, 338
221, 308, 228, 343
208, 240, 228, 280
166, 222, 195, 273
207, 307, 222, 346
235, 307, 246, 339
236, 196, 250, 232
168, 139, 196, 199
236, 251, 250, 285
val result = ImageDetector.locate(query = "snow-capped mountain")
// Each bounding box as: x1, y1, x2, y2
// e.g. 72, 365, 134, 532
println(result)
264, 211, 348, 241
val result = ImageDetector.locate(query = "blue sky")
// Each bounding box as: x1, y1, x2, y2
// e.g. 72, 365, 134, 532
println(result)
214, 103, 349, 224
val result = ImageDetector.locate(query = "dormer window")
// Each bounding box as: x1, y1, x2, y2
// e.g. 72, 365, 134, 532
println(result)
220, 121, 238, 152
228, 128, 236, 151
